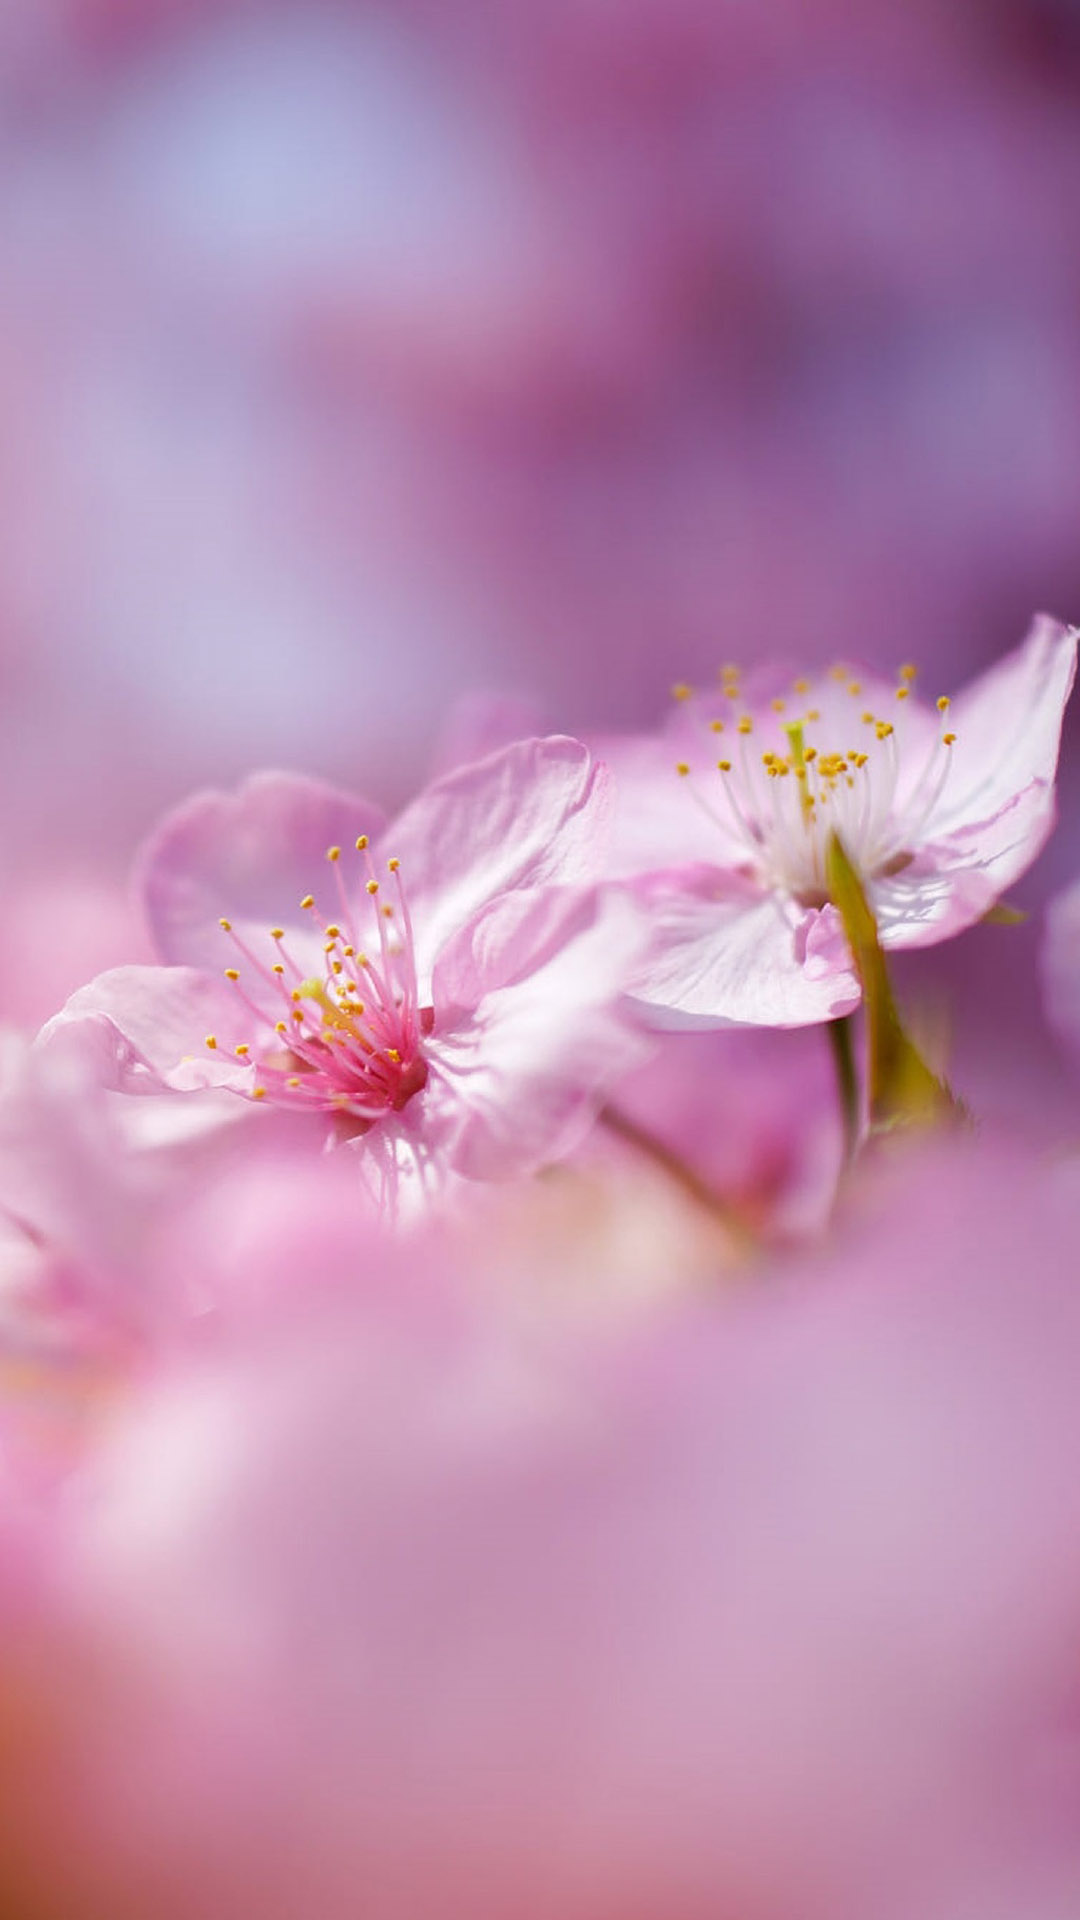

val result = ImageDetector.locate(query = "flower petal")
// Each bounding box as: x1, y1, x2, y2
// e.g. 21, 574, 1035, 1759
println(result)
39, 966, 254, 1093
140, 772, 386, 994
384, 737, 610, 988
425, 888, 650, 1180
875, 779, 1055, 950
597, 732, 747, 879
626, 874, 860, 1029
921, 615, 1077, 839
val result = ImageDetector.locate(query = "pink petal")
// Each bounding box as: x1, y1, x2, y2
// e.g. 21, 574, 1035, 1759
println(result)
425, 888, 649, 1180
876, 779, 1055, 951
430, 691, 548, 778
627, 876, 860, 1028
597, 732, 746, 879
39, 966, 253, 1093
922, 615, 1077, 840
140, 772, 386, 985
384, 737, 611, 987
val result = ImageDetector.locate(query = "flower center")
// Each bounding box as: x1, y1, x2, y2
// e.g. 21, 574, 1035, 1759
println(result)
207, 837, 431, 1125
674, 664, 957, 907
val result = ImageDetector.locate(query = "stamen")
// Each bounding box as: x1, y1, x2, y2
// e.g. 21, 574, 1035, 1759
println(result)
677, 658, 962, 905
212, 842, 430, 1125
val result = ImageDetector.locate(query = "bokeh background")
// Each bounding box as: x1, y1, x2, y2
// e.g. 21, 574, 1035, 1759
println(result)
2, 0, 1079, 1048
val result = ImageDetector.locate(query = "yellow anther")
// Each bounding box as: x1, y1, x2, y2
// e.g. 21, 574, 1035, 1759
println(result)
806, 709, 820, 722
901, 663, 917, 681
357, 954, 370, 969
737, 715, 753, 735
875, 720, 894, 740
327, 845, 341, 863
218, 917, 232, 932
676, 762, 691, 777
272, 963, 284, 976
286, 1077, 301, 1090
793, 678, 810, 694
709, 718, 725, 733
847, 681, 861, 696
720, 662, 740, 680
252, 1087, 267, 1101
387, 1048, 401, 1063
830, 665, 848, 682
895, 686, 910, 700
356, 835, 369, 851
274, 1021, 287, 1034
300, 895, 315, 911
862, 711, 875, 725
943, 731, 956, 746
723, 685, 739, 701
224, 968, 240, 982
671, 681, 693, 702
717, 759, 732, 773
332, 960, 343, 974
343, 944, 355, 958
382, 905, 394, 918
270, 928, 285, 942
205, 1035, 217, 1050
324, 924, 341, 939
771, 698, 786, 713
804, 745, 817, 762
323, 940, 336, 954
235, 1044, 249, 1058
291, 988, 302, 1001
366, 879, 379, 895
937, 695, 950, 712
388, 857, 400, 872
291, 1009, 304, 1023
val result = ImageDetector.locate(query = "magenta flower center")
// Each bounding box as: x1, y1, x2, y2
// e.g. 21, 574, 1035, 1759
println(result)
210, 838, 431, 1125
676, 664, 958, 906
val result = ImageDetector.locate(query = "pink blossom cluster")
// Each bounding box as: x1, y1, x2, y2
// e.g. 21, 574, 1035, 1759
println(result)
2, 614, 1080, 1915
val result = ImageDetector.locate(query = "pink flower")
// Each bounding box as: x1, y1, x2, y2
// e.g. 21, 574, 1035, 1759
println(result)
609, 615, 1077, 1026
43, 741, 646, 1203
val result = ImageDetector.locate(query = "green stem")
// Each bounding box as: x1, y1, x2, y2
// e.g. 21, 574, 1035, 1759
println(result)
827, 1013, 860, 1161
825, 832, 961, 1132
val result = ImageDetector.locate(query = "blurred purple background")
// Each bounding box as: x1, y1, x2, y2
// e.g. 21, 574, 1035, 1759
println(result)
1, 0, 1079, 1025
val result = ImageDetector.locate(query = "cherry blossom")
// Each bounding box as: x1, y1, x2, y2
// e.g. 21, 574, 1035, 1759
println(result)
41, 741, 647, 1205
609, 616, 1076, 1027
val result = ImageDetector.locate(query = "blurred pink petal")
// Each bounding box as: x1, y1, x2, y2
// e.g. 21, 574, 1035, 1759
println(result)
18, 1139, 1080, 1919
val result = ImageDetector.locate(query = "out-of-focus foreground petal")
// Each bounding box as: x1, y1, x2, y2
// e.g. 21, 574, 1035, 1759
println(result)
1, 1142, 1079, 1917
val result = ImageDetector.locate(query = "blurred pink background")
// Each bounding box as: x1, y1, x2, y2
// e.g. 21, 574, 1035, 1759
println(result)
2, 0, 1079, 1026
